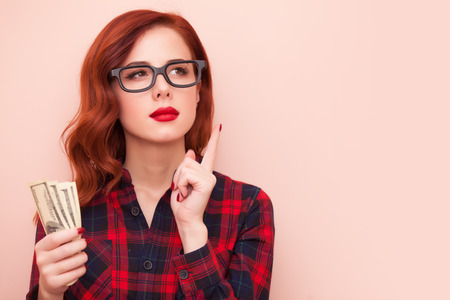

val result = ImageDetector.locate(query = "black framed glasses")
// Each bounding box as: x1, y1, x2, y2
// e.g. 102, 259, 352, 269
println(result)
110, 60, 206, 93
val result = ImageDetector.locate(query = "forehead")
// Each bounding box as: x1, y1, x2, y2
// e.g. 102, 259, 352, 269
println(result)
123, 26, 193, 66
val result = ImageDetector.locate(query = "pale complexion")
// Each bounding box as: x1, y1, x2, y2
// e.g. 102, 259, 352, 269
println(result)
112, 26, 220, 253
35, 229, 87, 300
112, 26, 200, 229
34, 26, 220, 300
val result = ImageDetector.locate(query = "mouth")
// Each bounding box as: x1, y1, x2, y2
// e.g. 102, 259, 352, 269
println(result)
150, 106, 179, 122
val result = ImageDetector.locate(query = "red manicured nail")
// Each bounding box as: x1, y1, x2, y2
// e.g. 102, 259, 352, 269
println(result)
219, 124, 222, 132
170, 182, 174, 190
177, 194, 181, 202
77, 228, 85, 235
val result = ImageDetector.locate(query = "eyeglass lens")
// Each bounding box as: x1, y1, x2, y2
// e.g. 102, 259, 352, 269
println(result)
119, 62, 198, 91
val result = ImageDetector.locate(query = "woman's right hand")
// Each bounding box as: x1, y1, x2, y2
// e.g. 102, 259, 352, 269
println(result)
35, 228, 88, 300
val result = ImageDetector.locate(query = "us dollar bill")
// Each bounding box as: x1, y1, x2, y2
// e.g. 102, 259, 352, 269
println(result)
29, 180, 69, 234
69, 182, 82, 227
54, 182, 77, 228
29, 179, 81, 234
47, 181, 74, 228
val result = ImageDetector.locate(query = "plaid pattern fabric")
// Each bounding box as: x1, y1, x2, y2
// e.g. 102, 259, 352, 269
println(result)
28, 169, 275, 299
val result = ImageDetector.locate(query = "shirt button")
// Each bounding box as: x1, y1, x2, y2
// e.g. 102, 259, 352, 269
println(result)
143, 260, 153, 270
131, 206, 140, 216
179, 269, 189, 280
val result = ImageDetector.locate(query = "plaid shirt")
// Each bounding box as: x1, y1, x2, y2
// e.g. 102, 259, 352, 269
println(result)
28, 168, 274, 299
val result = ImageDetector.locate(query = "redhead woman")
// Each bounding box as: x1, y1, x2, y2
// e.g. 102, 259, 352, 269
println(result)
28, 9, 274, 299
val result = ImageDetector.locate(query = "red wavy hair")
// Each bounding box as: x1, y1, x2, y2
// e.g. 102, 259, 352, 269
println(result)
63, 10, 214, 207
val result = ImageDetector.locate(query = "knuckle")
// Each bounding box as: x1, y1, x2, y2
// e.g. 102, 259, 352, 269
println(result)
184, 157, 195, 166
47, 233, 59, 246
82, 252, 89, 263
75, 238, 86, 251
58, 245, 73, 258
35, 256, 45, 267
80, 266, 87, 277
34, 242, 42, 252
40, 266, 51, 278
82, 238, 88, 250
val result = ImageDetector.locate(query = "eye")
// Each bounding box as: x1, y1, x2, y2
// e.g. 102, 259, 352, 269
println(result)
123, 68, 151, 80
169, 66, 189, 76
167, 62, 196, 77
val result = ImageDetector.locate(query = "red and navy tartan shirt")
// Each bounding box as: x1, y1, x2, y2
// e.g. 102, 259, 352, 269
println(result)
28, 168, 274, 299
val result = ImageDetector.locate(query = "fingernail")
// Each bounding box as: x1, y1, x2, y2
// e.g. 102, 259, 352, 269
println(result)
177, 194, 181, 202
219, 124, 222, 132
77, 228, 85, 235
170, 182, 174, 190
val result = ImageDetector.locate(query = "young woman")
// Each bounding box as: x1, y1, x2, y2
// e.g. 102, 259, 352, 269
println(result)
28, 9, 274, 299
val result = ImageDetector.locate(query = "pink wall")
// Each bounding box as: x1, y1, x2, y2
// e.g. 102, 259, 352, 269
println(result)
1, 1, 450, 299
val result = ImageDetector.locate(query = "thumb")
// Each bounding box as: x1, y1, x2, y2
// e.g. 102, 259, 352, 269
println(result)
185, 149, 196, 160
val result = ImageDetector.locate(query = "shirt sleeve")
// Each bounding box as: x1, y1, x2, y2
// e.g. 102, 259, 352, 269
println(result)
26, 219, 46, 300
172, 188, 275, 299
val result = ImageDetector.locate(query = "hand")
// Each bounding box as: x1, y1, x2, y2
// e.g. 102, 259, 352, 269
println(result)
170, 124, 221, 252
35, 228, 87, 299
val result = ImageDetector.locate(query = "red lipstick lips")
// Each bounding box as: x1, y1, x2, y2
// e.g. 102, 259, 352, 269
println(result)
150, 106, 179, 122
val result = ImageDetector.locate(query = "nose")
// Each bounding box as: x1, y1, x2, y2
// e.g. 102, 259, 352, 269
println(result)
152, 73, 171, 100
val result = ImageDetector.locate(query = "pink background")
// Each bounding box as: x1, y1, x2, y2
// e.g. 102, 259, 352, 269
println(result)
1, 0, 450, 299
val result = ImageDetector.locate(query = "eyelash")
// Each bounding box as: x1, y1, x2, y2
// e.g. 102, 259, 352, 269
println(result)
172, 67, 187, 74
125, 70, 148, 79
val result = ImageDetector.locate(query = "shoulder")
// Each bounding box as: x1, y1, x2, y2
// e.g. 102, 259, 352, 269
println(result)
209, 171, 274, 236
212, 171, 273, 210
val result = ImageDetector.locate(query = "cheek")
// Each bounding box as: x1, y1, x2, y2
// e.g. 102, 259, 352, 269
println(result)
114, 88, 143, 121
117, 98, 129, 120
184, 92, 200, 118
116, 97, 143, 130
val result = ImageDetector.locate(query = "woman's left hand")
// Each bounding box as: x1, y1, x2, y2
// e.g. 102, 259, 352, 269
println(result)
170, 124, 221, 252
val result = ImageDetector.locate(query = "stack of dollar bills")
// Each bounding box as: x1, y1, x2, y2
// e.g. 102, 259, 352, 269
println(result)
29, 180, 81, 235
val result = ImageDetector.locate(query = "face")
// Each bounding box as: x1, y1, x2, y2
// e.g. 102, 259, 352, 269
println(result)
112, 26, 200, 146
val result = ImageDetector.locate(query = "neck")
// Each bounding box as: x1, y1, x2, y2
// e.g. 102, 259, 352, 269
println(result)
123, 137, 186, 190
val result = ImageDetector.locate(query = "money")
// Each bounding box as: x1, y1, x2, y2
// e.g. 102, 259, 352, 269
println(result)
29, 180, 81, 235
29, 179, 82, 286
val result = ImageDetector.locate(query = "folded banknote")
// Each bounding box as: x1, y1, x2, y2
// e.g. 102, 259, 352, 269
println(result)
29, 180, 81, 234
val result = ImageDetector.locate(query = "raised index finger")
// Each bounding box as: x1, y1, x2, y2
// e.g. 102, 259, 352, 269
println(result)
201, 124, 222, 172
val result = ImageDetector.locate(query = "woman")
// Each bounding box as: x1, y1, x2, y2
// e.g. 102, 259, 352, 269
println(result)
28, 9, 274, 299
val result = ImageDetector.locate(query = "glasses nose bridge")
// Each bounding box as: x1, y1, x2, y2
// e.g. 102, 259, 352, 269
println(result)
153, 65, 169, 85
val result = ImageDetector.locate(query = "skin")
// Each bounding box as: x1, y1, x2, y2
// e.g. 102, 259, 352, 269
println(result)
35, 26, 220, 300
35, 229, 87, 300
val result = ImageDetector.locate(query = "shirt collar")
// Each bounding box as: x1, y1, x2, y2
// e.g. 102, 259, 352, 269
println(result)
120, 167, 133, 187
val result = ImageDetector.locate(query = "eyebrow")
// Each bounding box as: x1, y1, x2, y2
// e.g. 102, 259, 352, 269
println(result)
125, 58, 188, 67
